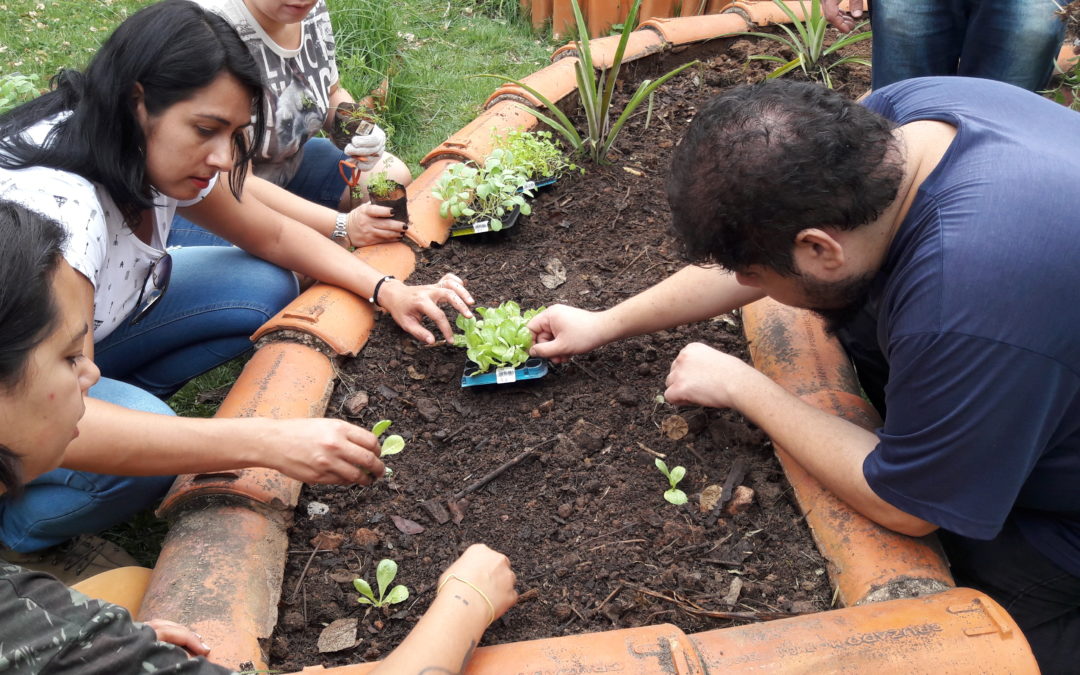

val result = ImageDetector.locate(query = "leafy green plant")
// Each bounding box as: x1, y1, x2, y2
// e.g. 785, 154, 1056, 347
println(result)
741, 0, 871, 88
432, 149, 533, 230
480, 0, 699, 164
353, 559, 409, 608
0, 73, 38, 114
366, 171, 398, 199
655, 458, 687, 505
491, 128, 581, 182
454, 301, 545, 373
371, 419, 405, 456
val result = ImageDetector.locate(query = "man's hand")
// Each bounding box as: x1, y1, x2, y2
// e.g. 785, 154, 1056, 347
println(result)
378, 273, 475, 345
145, 619, 210, 656
527, 305, 613, 364
345, 203, 406, 247
664, 342, 753, 409
344, 124, 387, 171
822, 0, 864, 33
261, 418, 387, 485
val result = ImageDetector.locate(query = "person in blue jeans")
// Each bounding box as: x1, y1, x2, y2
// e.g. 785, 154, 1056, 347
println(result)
824, 0, 1071, 91
170, 0, 412, 250
0, 0, 474, 553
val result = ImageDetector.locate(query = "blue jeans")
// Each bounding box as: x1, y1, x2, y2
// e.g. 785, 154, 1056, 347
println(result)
871, 0, 1067, 91
169, 137, 348, 246
0, 247, 297, 552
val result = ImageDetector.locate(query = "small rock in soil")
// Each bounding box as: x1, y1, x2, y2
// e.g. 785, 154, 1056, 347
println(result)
351, 527, 380, 549
552, 603, 573, 620
343, 391, 369, 416
282, 610, 305, 631
724, 485, 755, 515
376, 384, 399, 400
415, 398, 440, 422
305, 501, 329, 518
317, 618, 359, 653
722, 577, 744, 607
310, 531, 345, 551
615, 387, 637, 406
420, 499, 450, 525
557, 503, 574, 519
570, 419, 606, 451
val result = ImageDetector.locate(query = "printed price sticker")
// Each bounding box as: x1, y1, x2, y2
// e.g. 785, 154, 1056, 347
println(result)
495, 367, 516, 384
522, 180, 536, 192
472, 220, 490, 233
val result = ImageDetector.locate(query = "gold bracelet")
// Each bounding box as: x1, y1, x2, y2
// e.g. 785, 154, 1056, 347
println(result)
437, 574, 495, 626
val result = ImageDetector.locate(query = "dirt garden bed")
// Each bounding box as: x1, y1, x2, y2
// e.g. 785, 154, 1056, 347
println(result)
270, 31, 872, 671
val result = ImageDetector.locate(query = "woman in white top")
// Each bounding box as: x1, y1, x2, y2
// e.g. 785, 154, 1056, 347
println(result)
0, 0, 473, 553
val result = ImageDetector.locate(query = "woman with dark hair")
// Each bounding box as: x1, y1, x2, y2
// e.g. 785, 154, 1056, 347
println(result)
0, 200, 517, 674
0, 0, 473, 556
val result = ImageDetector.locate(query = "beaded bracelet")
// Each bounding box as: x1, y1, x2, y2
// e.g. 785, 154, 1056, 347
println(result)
437, 574, 495, 626
369, 275, 395, 307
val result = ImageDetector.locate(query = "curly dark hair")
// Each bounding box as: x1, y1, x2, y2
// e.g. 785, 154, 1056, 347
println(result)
666, 80, 903, 275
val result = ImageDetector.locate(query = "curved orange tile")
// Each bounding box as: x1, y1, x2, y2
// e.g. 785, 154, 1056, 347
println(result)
742, 298, 954, 607
421, 101, 540, 168
484, 57, 581, 109
405, 159, 458, 248
727, 0, 807, 26
250, 242, 416, 356
550, 29, 667, 68
638, 12, 750, 45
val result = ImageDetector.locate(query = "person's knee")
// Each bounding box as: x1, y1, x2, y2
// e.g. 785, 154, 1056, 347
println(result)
88, 378, 175, 415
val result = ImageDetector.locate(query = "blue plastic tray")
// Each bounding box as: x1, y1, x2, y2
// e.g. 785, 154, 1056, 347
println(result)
461, 357, 549, 387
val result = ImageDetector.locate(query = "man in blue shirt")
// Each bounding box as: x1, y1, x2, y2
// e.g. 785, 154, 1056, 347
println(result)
527, 77, 1080, 671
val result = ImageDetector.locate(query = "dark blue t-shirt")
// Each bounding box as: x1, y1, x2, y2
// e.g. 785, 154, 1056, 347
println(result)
860, 77, 1080, 576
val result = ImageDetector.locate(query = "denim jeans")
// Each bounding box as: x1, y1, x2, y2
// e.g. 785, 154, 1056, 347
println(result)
0, 246, 298, 552
871, 0, 1067, 91
169, 137, 347, 247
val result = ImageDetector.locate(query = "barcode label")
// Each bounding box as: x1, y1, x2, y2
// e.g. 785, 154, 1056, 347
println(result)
472, 220, 490, 233
522, 180, 536, 191
495, 367, 516, 384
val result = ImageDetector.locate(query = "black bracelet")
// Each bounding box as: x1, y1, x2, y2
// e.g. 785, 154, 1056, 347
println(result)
370, 275, 395, 307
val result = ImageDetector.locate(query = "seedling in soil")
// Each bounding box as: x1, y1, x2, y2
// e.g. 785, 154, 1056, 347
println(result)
353, 558, 409, 608
480, 0, 698, 164
366, 171, 397, 200
655, 458, 688, 505
371, 419, 405, 456
740, 0, 871, 89
454, 301, 545, 374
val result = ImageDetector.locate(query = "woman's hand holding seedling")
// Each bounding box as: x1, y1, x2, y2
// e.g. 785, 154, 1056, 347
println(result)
253, 417, 385, 485
344, 123, 387, 171
438, 544, 518, 623
379, 273, 474, 345
346, 202, 407, 247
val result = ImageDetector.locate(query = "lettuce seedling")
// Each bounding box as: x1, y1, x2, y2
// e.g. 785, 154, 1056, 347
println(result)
353, 559, 409, 608
371, 419, 405, 456
655, 458, 688, 505
454, 301, 545, 374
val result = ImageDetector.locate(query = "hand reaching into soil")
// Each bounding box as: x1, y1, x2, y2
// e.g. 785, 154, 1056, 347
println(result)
144, 619, 211, 656
664, 341, 752, 410
438, 543, 518, 622
257, 418, 386, 485
527, 304, 614, 363
346, 203, 406, 247
822, 0, 864, 33
378, 273, 474, 345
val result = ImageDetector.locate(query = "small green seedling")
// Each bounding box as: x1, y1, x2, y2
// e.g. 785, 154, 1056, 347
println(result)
366, 171, 398, 200
655, 458, 687, 505
371, 419, 405, 456
353, 559, 409, 608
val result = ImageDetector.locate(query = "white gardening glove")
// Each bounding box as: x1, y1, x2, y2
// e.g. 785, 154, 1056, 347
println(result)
344, 124, 386, 171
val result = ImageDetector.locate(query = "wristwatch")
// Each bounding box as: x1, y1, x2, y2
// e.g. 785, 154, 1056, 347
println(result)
332, 213, 349, 244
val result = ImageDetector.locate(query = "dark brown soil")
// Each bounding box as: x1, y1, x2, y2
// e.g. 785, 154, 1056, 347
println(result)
270, 30, 871, 671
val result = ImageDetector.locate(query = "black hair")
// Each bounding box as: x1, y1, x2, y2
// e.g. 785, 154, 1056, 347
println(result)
0, 201, 70, 497
0, 0, 266, 223
666, 80, 904, 275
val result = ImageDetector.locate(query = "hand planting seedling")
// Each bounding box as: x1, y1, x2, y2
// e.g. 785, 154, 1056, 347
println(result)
371, 419, 404, 476
454, 301, 545, 374
655, 458, 688, 505
353, 558, 409, 608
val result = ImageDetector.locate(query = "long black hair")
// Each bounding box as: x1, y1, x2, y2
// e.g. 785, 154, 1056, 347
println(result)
0, 201, 69, 497
0, 0, 266, 223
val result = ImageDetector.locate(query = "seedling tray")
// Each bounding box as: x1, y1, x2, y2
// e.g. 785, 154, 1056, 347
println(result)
450, 205, 522, 237
517, 176, 557, 193
461, 357, 549, 387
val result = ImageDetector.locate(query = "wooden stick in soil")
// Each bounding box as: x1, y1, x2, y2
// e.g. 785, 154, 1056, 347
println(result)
706, 458, 747, 528
626, 584, 796, 622
452, 436, 558, 500
289, 545, 321, 602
